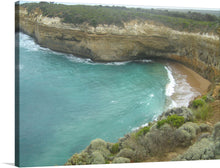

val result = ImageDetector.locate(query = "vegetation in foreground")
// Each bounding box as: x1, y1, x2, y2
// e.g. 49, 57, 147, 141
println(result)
19, 2, 220, 33
192, 96, 214, 121
65, 85, 220, 165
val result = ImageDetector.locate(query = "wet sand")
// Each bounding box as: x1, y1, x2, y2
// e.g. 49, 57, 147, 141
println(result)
167, 62, 211, 95
164, 61, 211, 108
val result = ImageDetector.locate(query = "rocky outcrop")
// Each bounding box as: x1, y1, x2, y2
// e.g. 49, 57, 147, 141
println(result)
158, 107, 194, 122
16, 6, 220, 82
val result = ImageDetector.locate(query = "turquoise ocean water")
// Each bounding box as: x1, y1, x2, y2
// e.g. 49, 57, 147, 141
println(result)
16, 32, 174, 167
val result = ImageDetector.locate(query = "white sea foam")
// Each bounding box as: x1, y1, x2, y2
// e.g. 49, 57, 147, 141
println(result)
105, 61, 131, 65
165, 66, 201, 109
173, 76, 200, 108
18, 33, 41, 51
65, 54, 93, 64
152, 113, 159, 121
110, 100, 118, 104
18, 32, 63, 54
167, 99, 178, 109
131, 112, 159, 131
66, 54, 131, 66
165, 66, 176, 97
66, 58, 151, 66
131, 122, 151, 131
140, 59, 152, 63
149, 94, 154, 98
131, 68, 176, 132
18, 32, 131, 66
17, 33, 149, 67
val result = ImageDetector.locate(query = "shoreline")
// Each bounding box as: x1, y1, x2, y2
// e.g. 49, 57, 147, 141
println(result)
167, 61, 211, 95
165, 61, 211, 108
19, 31, 211, 114
18, 32, 218, 166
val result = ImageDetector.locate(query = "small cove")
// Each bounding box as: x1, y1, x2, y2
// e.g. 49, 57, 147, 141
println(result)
16, 32, 200, 167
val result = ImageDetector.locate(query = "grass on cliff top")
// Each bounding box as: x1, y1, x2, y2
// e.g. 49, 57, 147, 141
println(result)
192, 97, 214, 121
19, 2, 220, 33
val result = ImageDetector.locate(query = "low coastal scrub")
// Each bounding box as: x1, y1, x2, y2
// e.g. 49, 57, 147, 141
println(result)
156, 119, 167, 128
65, 85, 220, 165
201, 95, 215, 103
157, 114, 185, 128
65, 105, 220, 165
192, 97, 213, 121
20, 2, 219, 33
111, 143, 119, 154
192, 98, 206, 108
193, 103, 213, 120
135, 126, 151, 138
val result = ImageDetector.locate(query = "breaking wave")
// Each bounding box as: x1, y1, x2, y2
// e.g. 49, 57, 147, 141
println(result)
165, 66, 176, 97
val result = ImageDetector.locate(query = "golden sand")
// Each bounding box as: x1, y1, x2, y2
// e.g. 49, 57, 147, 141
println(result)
166, 61, 211, 95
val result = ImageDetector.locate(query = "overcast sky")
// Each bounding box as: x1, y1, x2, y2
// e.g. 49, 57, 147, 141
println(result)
20, 0, 220, 9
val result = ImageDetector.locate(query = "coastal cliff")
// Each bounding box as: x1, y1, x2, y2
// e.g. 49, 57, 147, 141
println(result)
16, 3, 220, 165
16, 5, 220, 82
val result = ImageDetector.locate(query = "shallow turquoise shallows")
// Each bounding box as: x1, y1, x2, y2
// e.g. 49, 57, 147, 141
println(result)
17, 32, 169, 167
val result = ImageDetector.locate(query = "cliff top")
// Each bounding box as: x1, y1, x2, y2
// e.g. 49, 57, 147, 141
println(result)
18, 2, 220, 35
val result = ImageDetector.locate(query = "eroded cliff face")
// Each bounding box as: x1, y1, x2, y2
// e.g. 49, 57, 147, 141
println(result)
16, 7, 220, 82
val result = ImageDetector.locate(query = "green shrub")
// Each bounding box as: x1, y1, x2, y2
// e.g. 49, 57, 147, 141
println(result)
193, 103, 212, 121
157, 119, 167, 128
135, 126, 151, 137
201, 95, 215, 103
192, 98, 205, 108
111, 143, 119, 154
157, 115, 184, 128
202, 95, 208, 101
166, 115, 185, 128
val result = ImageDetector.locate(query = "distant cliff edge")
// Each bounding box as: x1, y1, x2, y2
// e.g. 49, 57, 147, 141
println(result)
16, 4, 220, 82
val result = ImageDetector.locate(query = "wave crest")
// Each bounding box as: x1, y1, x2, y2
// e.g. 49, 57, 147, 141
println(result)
17, 32, 41, 51
165, 66, 176, 97
66, 54, 132, 66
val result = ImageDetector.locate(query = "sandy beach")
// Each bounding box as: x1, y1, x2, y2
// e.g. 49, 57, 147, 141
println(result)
164, 61, 211, 108
168, 62, 211, 94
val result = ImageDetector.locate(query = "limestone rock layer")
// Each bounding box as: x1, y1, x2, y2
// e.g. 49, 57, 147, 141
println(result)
16, 7, 220, 82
